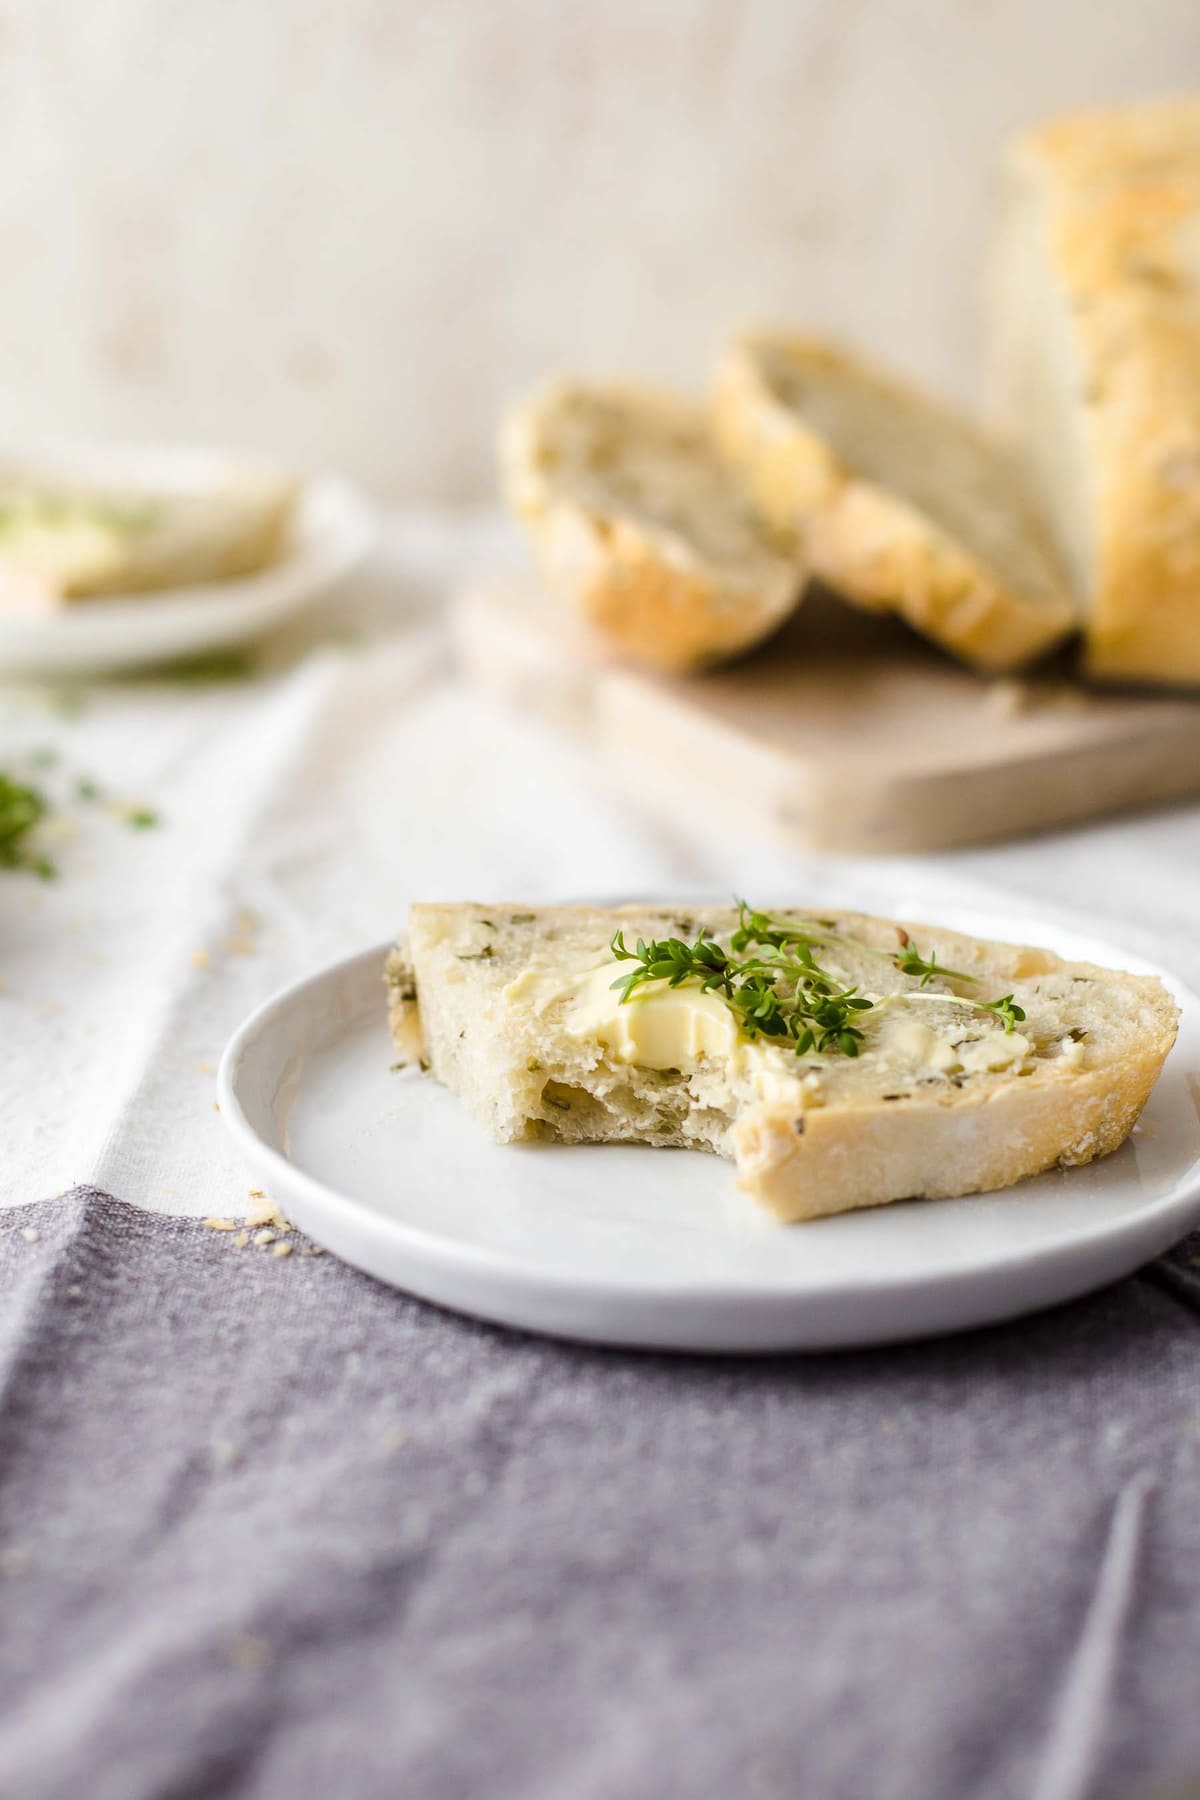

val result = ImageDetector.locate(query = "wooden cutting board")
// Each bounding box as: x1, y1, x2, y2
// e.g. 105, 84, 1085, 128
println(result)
453, 577, 1200, 854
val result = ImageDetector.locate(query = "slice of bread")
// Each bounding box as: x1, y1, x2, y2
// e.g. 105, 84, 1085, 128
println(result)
0, 460, 297, 610
991, 99, 1200, 685
387, 902, 1176, 1224
713, 332, 1077, 673
499, 379, 804, 671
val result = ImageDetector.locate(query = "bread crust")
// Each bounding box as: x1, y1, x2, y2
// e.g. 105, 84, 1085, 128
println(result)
735, 1024, 1172, 1222
1003, 100, 1200, 684
713, 333, 1076, 673
500, 380, 802, 672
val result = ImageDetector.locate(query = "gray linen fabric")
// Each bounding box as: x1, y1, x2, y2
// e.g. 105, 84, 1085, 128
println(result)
2, 1190, 1200, 1800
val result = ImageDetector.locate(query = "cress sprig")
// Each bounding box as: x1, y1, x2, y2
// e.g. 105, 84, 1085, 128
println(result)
894, 944, 976, 987
892, 941, 1024, 1031
609, 912, 873, 1057
607, 902, 1029, 1057
976, 994, 1026, 1033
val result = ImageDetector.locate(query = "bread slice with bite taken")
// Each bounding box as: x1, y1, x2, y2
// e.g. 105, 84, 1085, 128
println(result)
499, 379, 805, 671
386, 902, 1176, 1224
713, 332, 1077, 674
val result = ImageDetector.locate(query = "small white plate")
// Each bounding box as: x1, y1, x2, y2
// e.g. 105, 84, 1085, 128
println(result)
0, 450, 376, 678
217, 904, 1200, 1353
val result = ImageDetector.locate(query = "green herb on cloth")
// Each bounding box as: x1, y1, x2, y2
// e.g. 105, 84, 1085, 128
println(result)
0, 774, 55, 878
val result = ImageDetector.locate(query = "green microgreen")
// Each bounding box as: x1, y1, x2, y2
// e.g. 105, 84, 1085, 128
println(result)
977, 994, 1026, 1033
606, 903, 1032, 1058
0, 774, 54, 877
609, 907, 873, 1058
893, 944, 977, 987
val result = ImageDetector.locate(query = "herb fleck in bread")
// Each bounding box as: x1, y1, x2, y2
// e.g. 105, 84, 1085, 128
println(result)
991, 98, 1200, 684
387, 903, 1176, 1224
500, 380, 804, 670
713, 332, 1077, 673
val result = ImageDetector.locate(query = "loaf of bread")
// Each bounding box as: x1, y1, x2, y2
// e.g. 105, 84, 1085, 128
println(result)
713, 332, 1077, 674
499, 380, 804, 671
387, 902, 1176, 1224
0, 460, 297, 611
992, 98, 1200, 684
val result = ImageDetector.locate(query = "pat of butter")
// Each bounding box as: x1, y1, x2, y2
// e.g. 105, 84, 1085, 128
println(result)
503, 960, 785, 1082
958, 1030, 1031, 1073
877, 1009, 1031, 1077
877, 1016, 959, 1074
0, 515, 125, 588
563, 964, 743, 1069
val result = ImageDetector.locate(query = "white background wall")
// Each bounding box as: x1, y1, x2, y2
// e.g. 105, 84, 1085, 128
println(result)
0, 0, 1197, 501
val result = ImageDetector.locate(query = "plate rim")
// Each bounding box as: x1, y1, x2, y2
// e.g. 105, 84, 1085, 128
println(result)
216, 904, 1200, 1318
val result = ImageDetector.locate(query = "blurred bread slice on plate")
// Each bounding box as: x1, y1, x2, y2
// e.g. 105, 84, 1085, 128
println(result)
500, 378, 804, 671
992, 97, 1200, 685
713, 331, 1077, 673
0, 448, 375, 678
0, 454, 296, 613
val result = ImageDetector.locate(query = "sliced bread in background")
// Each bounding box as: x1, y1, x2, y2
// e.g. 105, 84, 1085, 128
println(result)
991, 97, 1200, 685
713, 332, 1077, 674
499, 379, 804, 671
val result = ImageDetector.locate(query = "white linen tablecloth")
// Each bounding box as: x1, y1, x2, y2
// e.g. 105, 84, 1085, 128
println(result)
5, 509, 1199, 1217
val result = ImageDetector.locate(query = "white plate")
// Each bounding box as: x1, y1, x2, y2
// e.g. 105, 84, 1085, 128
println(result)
0, 449, 376, 677
217, 904, 1200, 1353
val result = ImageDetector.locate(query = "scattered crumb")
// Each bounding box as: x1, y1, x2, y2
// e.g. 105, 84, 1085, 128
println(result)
213, 1101, 220, 1111
984, 678, 1092, 720
253, 1228, 276, 1247
1047, 683, 1092, 714
232, 1231, 250, 1250
189, 949, 211, 968
20, 1226, 39, 1244
195, 1059, 216, 1075
302, 1245, 324, 1257
985, 679, 1034, 720
224, 907, 261, 956
271, 1240, 293, 1259
204, 1217, 237, 1232
248, 1187, 265, 1199
226, 1634, 271, 1674
66, 1284, 82, 1299
384, 1428, 409, 1449
245, 1199, 292, 1231
211, 1439, 240, 1469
